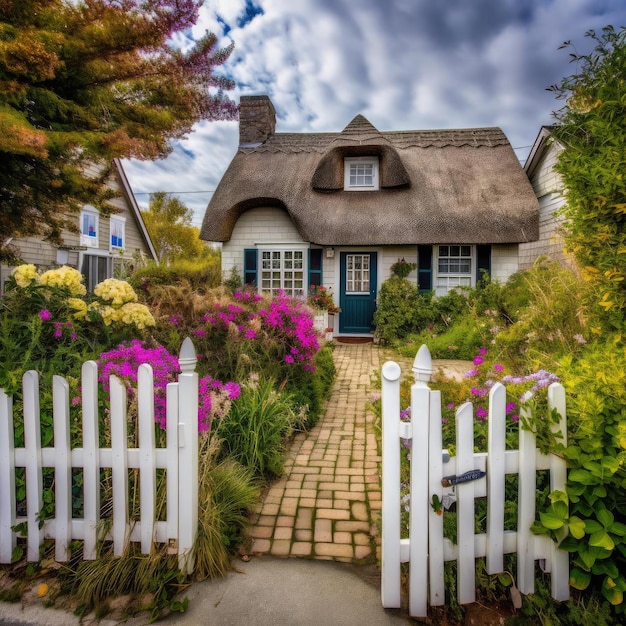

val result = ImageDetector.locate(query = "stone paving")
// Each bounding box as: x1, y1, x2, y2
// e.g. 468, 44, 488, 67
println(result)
247, 342, 384, 564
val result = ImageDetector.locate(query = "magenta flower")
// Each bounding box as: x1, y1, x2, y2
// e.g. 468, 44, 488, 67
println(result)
38, 309, 51, 321
473, 355, 484, 366
493, 363, 504, 373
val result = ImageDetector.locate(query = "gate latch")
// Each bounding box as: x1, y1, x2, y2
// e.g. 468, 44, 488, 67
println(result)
441, 470, 486, 487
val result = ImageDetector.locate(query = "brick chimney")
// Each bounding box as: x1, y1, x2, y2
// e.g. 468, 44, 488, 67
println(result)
238, 95, 276, 146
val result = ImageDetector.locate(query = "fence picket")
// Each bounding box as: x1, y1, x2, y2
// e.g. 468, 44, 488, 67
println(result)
138, 364, 156, 554
486, 382, 506, 574
0, 389, 16, 563
428, 390, 445, 607
166, 382, 180, 544
23, 370, 43, 561
381, 360, 402, 609
110, 375, 129, 555
381, 345, 570, 618
81, 361, 100, 560
517, 403, 537, 595
548, 382, 569, 601
53, 375, 72, 562
455, 402, 476, 605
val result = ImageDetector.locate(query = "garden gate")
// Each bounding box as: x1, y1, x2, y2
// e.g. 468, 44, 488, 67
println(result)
0, 338, 199, 574
381, 345, 570, 617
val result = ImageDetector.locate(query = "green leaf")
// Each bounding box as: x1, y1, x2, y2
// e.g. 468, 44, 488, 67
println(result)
602, 577, 623, 606
589, 530, 615, 551
597, 508, 614, 528
570, 568, 592, 590
609, 521, 626, 537
539, 511, 565, 530
568, 516, 586, 540
592, 560, 619, 578
584, 519, 603, 534
569, 468, 596, 485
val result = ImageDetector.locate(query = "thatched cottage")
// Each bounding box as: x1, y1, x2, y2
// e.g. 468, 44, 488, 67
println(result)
201, 95, 539, 336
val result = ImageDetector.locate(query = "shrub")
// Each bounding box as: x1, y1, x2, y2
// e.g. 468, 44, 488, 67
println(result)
129, 257, 222, 293
373, 277, 431, 343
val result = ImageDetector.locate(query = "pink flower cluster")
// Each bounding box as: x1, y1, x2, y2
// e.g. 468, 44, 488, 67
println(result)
188, 290, 320, 372
97, 340, 240, 432
257, 293, 319, 371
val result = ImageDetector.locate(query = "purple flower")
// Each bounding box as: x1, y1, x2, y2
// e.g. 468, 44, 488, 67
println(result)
446, 403, 455, 410
493, 363, 504, 373
473, 355, 484, 366
479, 348, 487, 355
38, 309, 51, 321
465, 368, 479, 378
476, 407, 488, 419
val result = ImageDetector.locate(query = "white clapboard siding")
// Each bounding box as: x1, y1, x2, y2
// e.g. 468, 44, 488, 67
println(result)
381, 345, 569, 618
0, 339, 198, 575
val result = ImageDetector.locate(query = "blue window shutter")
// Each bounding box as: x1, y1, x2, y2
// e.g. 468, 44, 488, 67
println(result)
308, 249, 322, 289
243, 248, 257, 286
476, 245, 491, 285
417, 245, 432, 292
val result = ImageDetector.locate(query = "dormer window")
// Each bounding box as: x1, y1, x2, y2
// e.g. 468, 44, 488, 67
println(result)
344, 157, 379, 191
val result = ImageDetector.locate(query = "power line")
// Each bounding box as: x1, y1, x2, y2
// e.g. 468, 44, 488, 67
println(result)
134, 190, 216, 195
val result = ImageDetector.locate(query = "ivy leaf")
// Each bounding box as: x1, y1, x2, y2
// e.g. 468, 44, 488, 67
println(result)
602, 577, 623, 605
568, 516, 586, 540
589, 529, 615, 551
570, 568, 592, 590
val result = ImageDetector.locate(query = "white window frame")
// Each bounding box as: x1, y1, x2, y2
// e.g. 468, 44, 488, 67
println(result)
434, 245, 475, 297
80, 206, 99, 248
344, 157, 379, 191
258, 245, 308, 297
110, 216, 126, 251
345, 253, 371, 295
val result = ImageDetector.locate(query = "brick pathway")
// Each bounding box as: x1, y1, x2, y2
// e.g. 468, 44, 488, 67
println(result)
247, 342, 384, 563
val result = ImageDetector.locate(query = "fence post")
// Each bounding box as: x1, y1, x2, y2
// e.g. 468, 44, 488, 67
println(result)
381, 359, 402, 609
409, 345, 432, 617
0, 388, 16, 564
177, 338, 198, 575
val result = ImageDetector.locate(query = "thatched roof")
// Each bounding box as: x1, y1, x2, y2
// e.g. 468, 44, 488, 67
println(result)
200, 111, 539, 245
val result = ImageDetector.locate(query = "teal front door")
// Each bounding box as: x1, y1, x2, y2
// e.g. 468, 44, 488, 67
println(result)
339, 252, 377, 334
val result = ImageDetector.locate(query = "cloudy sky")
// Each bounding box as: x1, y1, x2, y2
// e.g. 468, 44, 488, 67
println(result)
122, 0, 626, 228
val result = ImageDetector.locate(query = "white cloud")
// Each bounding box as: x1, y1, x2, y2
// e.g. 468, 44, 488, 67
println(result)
123, 0, 626, 226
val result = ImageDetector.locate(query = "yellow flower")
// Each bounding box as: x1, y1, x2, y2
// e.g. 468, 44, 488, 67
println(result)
118, 302, 156, 329
94, 278, 138, 306
67, 297, 88, 319
40, 266, 86, 296
12, 264, 39, 288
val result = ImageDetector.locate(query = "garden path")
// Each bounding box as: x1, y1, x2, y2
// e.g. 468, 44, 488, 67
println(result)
246, 343, 471, 563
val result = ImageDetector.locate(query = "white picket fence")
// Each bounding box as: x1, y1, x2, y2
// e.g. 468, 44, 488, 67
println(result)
0, 338, 199, 574
381, 345, 569, 617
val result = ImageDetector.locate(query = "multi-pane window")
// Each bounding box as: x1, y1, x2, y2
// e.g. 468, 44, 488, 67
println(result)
80, 207, 99, 247
344, 157, 379, 190
260, 249, 305, 297
346, 254, 370, 293
435, 245, 473, 296
110, 217, 125, 249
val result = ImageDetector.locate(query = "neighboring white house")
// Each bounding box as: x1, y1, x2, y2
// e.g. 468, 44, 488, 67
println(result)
0, 159, 157, 292
200, 95, 540, 336
519, 126, 569, 269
